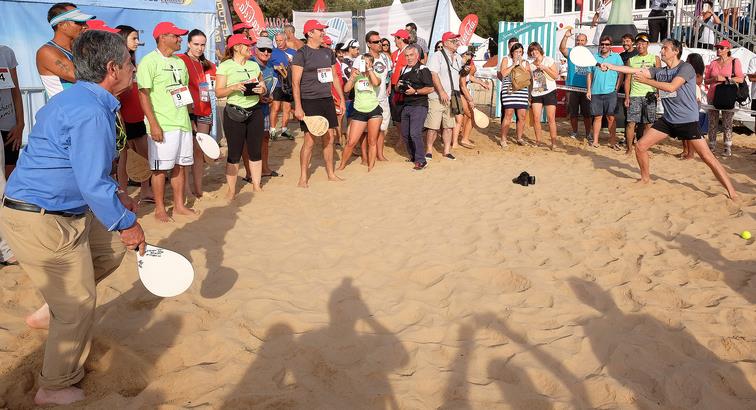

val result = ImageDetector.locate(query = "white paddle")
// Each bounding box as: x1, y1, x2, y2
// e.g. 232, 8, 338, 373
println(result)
473, 108, 490, 129
303, 115, 329, 137
137, 244, 194, 298
195, 132, 220, 160
569, 46, 599, 67
125, 149, 151, 182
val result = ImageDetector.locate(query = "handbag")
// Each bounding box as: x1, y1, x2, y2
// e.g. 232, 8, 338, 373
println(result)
225, 104, 254, 122
441, 49, 464, 116
732, 59, 750, 105
711, 59, 743, 110
509, 61, 532, 92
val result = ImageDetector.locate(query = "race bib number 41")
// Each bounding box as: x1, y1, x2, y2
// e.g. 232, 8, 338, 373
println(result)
317, 67, 334, 84
170, 86, 193, 108
0, 67, 15, 90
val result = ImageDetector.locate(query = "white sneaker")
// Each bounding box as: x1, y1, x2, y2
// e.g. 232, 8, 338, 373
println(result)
569, 132, 578, 139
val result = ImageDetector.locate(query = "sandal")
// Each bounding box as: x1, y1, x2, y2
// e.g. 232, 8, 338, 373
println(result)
516, 139, 526, 146
459, 141, 476, 149
611, 144, 622, 151
262, 171, 282, 178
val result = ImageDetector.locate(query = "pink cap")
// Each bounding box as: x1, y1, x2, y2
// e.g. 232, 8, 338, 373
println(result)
442, 32, 460, 42
392, 29, 410, 40
227, 33, 253, 48
87, 20, 120, 33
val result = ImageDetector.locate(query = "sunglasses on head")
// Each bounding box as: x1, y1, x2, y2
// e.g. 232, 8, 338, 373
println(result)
258, 48, 272, 53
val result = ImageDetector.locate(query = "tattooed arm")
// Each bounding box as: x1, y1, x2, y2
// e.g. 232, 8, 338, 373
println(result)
36, 46, 76, 82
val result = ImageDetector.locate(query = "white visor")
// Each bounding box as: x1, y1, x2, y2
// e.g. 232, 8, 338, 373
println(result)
50, 8, 96, 27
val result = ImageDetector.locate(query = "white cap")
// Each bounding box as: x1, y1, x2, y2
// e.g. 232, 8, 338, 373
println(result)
49, 8, 96, 27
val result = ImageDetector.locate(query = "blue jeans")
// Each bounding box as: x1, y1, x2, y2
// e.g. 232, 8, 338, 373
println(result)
400, 105, 428, 163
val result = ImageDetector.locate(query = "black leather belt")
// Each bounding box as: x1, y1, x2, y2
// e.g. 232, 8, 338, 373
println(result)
2, 197, 84, 218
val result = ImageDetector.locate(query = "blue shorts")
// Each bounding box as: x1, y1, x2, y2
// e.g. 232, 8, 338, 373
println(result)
590, 92, 617, 117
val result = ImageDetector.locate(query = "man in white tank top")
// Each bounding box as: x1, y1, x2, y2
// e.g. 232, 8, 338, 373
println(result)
36, 3, 94, 98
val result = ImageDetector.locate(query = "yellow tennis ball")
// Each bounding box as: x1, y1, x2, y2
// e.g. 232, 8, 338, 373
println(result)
741, 231, 752, 240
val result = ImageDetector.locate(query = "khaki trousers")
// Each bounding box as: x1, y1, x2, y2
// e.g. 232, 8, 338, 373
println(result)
0, 206, 126, 390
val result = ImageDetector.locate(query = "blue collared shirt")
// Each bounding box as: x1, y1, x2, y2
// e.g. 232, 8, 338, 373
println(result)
5, 81, 136, 231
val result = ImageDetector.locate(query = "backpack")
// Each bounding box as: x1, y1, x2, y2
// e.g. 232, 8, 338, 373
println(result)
274, 62, 294, 102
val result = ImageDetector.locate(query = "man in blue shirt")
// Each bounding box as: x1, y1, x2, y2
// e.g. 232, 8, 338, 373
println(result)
0, 30, 145, 406
586, 35, 623, 148
252, 37, 282, 177
559, 27, 592, 139
269, 33, 296, 140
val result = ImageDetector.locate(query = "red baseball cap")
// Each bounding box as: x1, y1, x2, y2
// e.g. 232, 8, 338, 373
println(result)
442, 32, 460, 42
323, 35, 333, 46
227, 33, 253, 48
303, 19, 328, 34
715, 40, 732, 48
153, 22, 188, 39
233, 22, 253, 32
392, 29, 410, 40
87, 20, 120, 33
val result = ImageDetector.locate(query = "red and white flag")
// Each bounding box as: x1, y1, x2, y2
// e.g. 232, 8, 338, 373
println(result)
233, 0, 266, 42
313, 0, 327, 13
458, 14, 479, 46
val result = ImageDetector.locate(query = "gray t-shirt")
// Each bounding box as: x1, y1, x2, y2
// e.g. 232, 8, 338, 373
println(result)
427, 48, 462, 100
292, 45, 337, 100
0, 45, 18, 132
650, 62, 698, 124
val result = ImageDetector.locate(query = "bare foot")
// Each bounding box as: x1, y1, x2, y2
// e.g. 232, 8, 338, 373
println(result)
368, 166, 374, 172
336, 165, 346, 171
297, 179, 309, 188
252, 185, 263, 192
328, 174, 344, 182
35, 387, 85, 405
174, 207, 199, 218
224, 191, 236, 202
26, 303, 50, 329
377, 157, 389, 162
635, 178, 651, 185
154, 210, 172, 223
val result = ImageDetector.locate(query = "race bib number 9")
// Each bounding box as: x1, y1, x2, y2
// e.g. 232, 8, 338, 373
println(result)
0, 67, 15, 90
170, 86, 193, 107
317, 67, 334, 84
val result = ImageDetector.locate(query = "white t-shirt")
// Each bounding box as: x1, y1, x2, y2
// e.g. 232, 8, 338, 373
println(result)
593, 0, 612, 45
529, 56, 558, 97
427, 48, 463, 99
0, 45, 18, 132
748, 56, 756, 99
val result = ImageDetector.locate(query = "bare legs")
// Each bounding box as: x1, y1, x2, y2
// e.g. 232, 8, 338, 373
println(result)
116, 136, 152, 200
531, 103, 557, 148
298, 129, 341, 188
188, 122, 211, 198
634, 129, 737, 199
338, 118, 381, 171
152, 165, 196, 222
592, 115, 616, 146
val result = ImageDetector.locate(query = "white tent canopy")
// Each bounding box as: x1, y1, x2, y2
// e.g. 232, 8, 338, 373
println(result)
293, 0, 489, 58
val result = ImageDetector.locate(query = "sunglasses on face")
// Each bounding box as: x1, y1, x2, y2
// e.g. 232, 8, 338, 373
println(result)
715, 46, 726, 50
369, 40, 381, 44
258, 48, 272, 53
600, 43, 611, 46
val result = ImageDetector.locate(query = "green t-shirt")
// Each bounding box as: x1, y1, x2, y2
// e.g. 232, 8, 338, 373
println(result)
352, 74, 379, 113
628, 54, 657, 97
217, 59, 261, 109
136, 50, 191, 132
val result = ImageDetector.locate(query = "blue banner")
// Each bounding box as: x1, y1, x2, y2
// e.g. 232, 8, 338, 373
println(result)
0, 1, 218, 88
16, 0, 217, 14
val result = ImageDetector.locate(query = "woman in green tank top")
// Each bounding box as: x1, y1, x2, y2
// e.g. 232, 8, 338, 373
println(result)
337, 54, 383, 172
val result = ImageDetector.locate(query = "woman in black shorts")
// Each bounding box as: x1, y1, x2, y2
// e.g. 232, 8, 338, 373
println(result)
599, 39, 737, 200
337, 54, 383, 172
116, 25, 153, 202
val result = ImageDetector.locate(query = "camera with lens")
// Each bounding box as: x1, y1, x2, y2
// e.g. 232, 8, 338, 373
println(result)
644, 91, 657, 105
397, 80, 411, 94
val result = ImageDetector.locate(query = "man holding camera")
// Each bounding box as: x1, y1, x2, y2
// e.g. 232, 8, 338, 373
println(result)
397, 45, 435, 170
624, 33, 660, 155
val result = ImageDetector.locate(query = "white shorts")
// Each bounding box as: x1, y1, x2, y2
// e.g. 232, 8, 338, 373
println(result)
379, 99, 391, 131
148, 129, 194, 171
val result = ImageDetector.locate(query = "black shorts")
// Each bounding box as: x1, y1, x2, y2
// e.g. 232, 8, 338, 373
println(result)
273, 88, 293, 102
567, 90, 590, 117
531, 90, 557, 106
651, 118, 703, 141
300, 97, 338, 133
189, 113, 213, 125
350, 105, 383, 122
1, 130, 19, 166
124, 121, 147, 141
